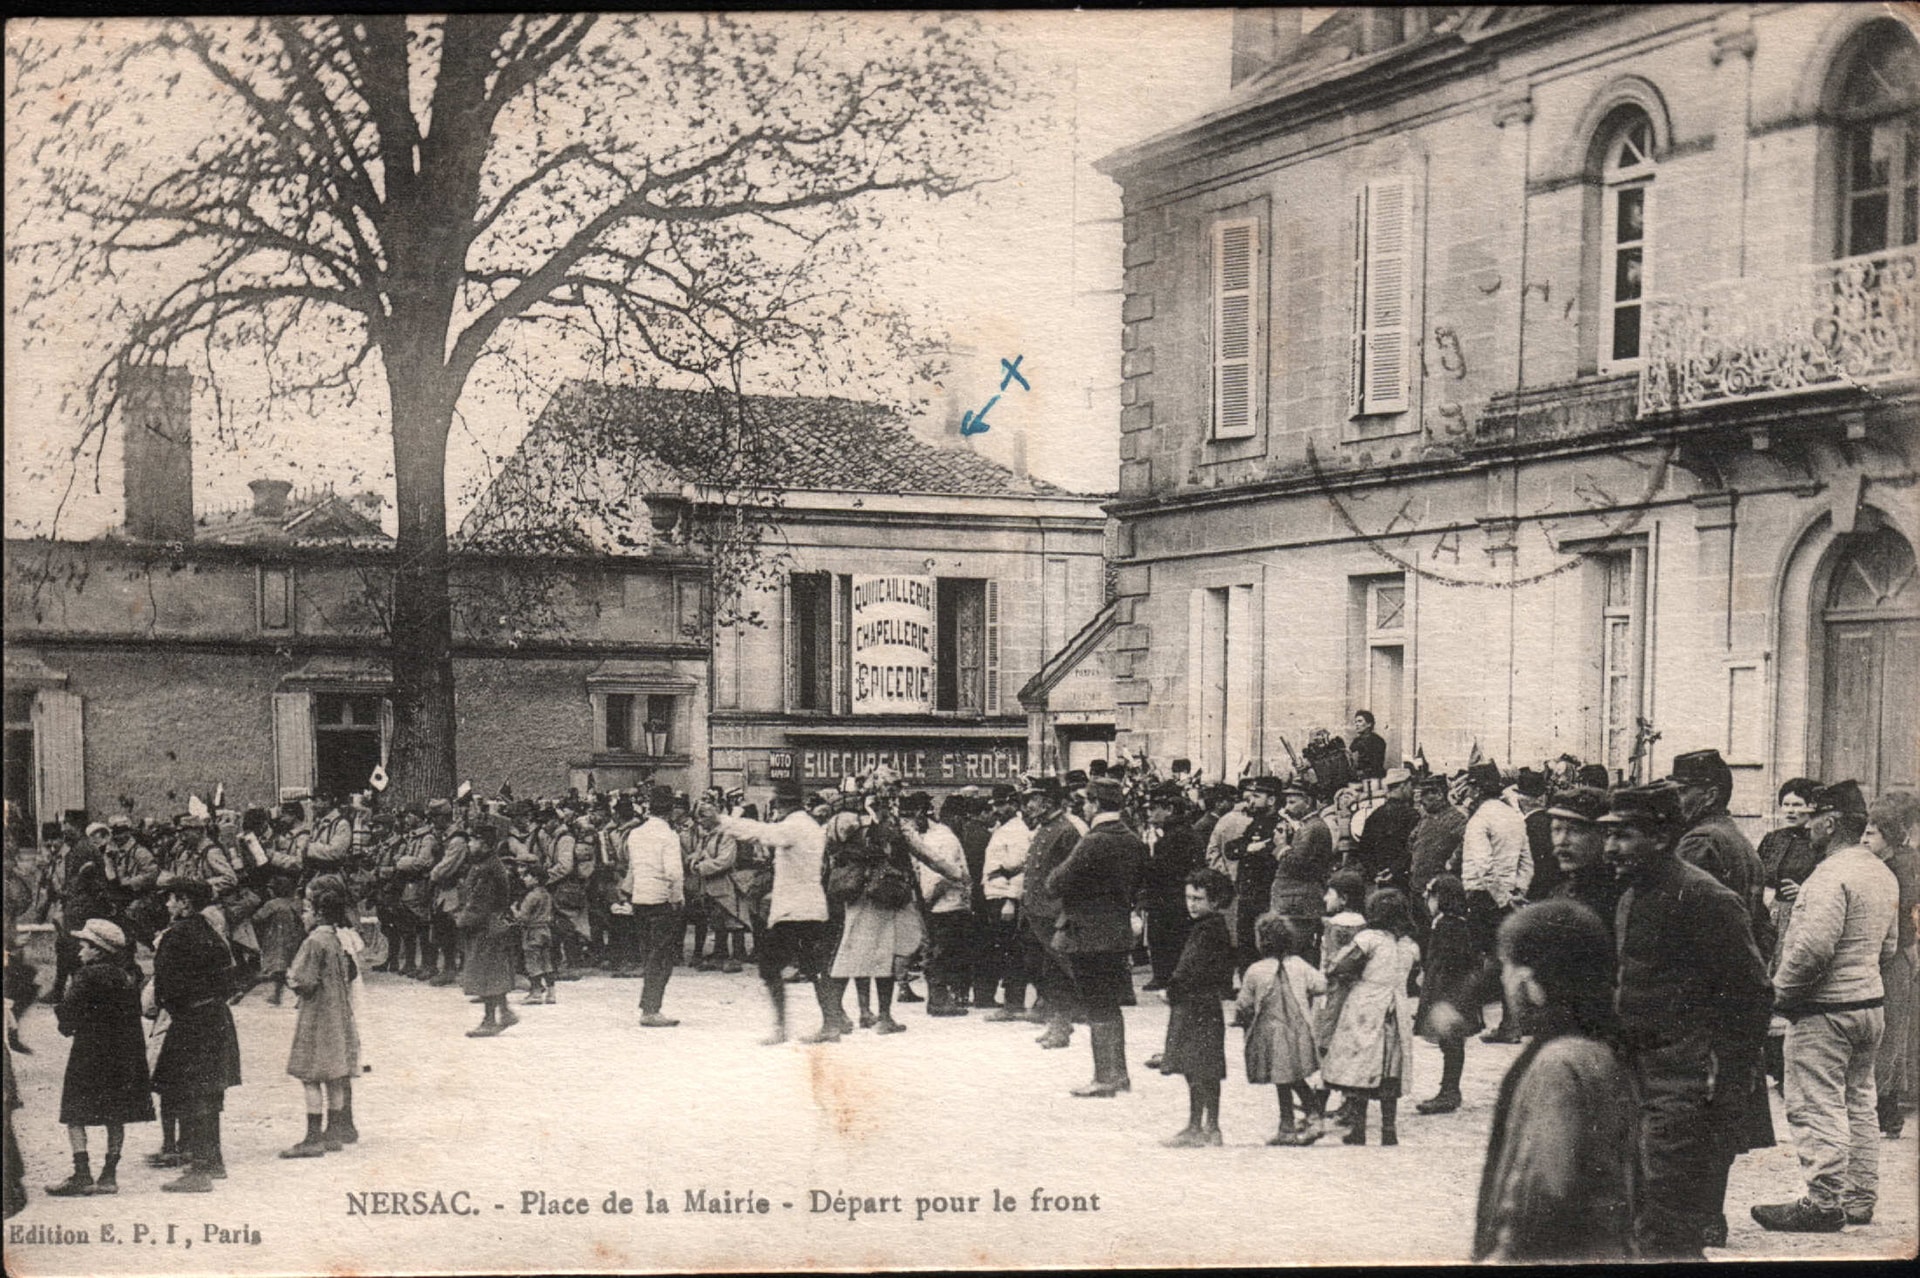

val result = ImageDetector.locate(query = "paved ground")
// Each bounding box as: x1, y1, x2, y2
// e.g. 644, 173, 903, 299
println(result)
6, 962, 1915, 1273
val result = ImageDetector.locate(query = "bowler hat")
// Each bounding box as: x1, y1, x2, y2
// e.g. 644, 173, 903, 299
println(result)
1147, 781, 1185, 807
1085, 776, 1126, 806
71, 918, 127, 953
1546, 786, 1612, 825
1064, 769, 1089, 790
1810, 779, 1868, 819
1026, 776, 1065, 801
648, 784, 678, 811
1667, 749, 1733, 793
1577, 764, 1613, 790
900, 791, 934, 815
1252, 776, 1286, 798
1514, 768, 1549, 799
1596, 782, 1683, 831
990, 783, 1018, 803
159, 874, 215, 908
771, 779, 806, 806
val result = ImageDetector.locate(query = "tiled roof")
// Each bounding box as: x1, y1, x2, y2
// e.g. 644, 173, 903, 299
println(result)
191, 492, 388, 546
460, 382, 1068, 548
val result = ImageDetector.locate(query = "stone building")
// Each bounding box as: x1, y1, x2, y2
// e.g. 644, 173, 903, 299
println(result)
463, 382, 1111, 798
1095, 5, 1918, 822
3, 369, 709, 824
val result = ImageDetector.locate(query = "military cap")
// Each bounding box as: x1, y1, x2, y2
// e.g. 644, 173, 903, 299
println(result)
1279, 776, 1312, 799
1085, 776, 1126, 807
1251, 776, 1287, 798
1147, 781, 1186, 806
1666, 749, 1733, 794
1064, 769, 1089, 790
990, 783, 1018, 803
1810, 779, 1868, 819
1545, 785, 1611, 825
1596, 782, 1684, 831
1025, 776, 1065, 801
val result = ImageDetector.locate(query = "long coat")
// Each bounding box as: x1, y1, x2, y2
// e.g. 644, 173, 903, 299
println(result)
1045, 817, 1145, 956
1141, 818, 1204, 913
457, 851, 517, 999
1675, 810, 1770, 953
1159, 912, 1235, 1080
1414, 911, 1485, 1039
56, 958, 155, 1126
286, 925, 360, 1082
1271, 818, 1335, 919
1472, 1031, 1637, 1262
1321, 928, 1419, 1092
149, 915, 242, 1100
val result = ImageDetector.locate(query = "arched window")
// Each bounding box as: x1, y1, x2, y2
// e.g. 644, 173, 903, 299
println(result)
1834, 23, 1920, 258
1597, 110, 1655, 369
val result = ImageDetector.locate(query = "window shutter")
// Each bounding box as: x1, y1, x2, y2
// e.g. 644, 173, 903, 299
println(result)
985, 579, 1002, 714
1211, 219, 1260, 440
1186, 588, 1208, 762
782, 575, 798, 712
33, 688, 85, 818
1353, 178, 1412, 416
1349, 190, 1367, 418
379, 698, 394, 769
272, 691, 315, 801
831, 574, 850, 716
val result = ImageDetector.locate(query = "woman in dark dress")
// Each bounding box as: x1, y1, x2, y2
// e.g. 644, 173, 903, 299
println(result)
45, 920, 153, 1196
149, 877, 241, 1193
1158, 868, 1238, 1147
458, 821, 519, 1037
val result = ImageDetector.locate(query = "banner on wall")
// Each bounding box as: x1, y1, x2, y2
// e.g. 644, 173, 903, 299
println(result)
850, 574, 936, 714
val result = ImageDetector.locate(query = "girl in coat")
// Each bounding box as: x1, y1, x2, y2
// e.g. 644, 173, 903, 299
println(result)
1412, 874, 1481, 1115
1471, 899, 1634, 1262
279, 886, 360, 1158
1158, 868, 1237, 1147
148, 877, 241, 1193
46, 920, 153, 1196
1235, 912, 1326, 1145
1322, 888, 1420, 1146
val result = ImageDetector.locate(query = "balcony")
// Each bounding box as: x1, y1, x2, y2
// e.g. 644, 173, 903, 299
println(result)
1638, 246, 1918, 416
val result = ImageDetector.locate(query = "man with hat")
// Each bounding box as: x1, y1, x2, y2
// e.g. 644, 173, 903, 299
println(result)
1221, 777, 1280, 970
1354, 767, 1420, 890
1046, 775, 1146, 1097
1669, 748, 1769, 950
717, 779, 835, 1044
1061, 770, 1091, 835
1018, 777, 1082, 1046
626, 785, 687, 1027
1752, 780, 1899, 1232
1513, 769, 1562, 904
1203, 780, 1253, 881
1270, 776, 1334, 942
1459, 761, 1531, 1043
102, 817, 163, 950
1604, 782, 1774, 1257
979, 782, 1032, 1019
1545, 786, 1623, 939
1139, 781, 1202, 992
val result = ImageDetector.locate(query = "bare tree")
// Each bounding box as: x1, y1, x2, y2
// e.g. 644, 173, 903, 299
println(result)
7, 14, 1022, 804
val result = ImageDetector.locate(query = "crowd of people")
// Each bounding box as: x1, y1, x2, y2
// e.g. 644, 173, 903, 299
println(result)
2, 716, 1915, 1263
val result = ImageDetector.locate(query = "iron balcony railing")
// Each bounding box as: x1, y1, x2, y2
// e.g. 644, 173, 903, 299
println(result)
1638, 245, 1918, 415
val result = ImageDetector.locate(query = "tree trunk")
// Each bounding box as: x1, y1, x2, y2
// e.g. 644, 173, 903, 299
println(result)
386, 376, 459, 809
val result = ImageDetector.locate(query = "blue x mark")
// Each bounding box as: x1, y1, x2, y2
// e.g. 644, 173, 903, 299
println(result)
999, 355, 1029, 392
961, 395, 1000, 436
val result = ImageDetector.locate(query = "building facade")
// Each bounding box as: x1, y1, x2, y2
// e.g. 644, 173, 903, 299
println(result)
1096, 5, 1918, 824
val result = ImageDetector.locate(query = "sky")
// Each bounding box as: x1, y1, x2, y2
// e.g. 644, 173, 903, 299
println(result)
3, 12, 1233, 537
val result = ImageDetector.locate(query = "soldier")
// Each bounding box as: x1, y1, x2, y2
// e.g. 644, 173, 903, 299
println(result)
1669, 749, 1770, 953
1018, 778, 1082, 1049
397, 807, 440, 979
1271, 778, 1333, 948
1047, 776, 1147, 1098
1225, 778, 1282, 973
424, 799, 469, 986
101, 817, 162, 948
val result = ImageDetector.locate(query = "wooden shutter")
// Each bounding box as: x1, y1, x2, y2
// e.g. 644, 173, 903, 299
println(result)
1212, 219, 1259, 440
1352, 178, 1412, 416
1186, 589, 1208, 767
272, 691, 315, 801
782, 575, 798, 712
33, 688, 84, 818
379, 697, 394, 769
832, 574, 850, 716
985, 579, 1002, 714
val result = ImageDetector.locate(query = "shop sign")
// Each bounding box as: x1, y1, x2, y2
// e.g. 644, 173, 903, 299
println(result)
768, 743, 1027, 786
850, 574, 935, 715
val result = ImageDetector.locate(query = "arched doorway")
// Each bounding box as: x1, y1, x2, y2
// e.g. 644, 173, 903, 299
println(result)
1819, 524, 1919, 796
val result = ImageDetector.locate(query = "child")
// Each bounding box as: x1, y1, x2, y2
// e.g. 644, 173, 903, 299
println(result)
280, 887, 360, 1158
1235, 912, 1326, 1145
1322, 888, 1420, 1146
1413, 874, 1481, 1115
1471, 899, 1634, 1262
1158, 868, 1237, 1147
512, 865, 556, 1005
47, 920, 153, 1195
236, 875, 305, 1006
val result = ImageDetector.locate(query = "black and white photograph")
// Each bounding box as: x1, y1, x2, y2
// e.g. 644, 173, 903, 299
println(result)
3, 5, 1917, 1272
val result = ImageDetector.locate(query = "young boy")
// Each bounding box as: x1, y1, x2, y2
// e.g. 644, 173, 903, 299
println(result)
512, 864, 556, 1005
1158, 868, 1237, 1147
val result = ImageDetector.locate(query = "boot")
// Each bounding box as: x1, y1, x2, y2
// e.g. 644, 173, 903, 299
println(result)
1071, 1021, 1126, 1097
1109, 1017, 1131, 1092
1379, 1098, 1398, 1147
322, 1110, 349, 1151
1878, 1094, 1905, 1139
333, 1095, 360, 1145
1749, 1199, 1844, 1232
45, 1153, 93, 1197
1415, 1089, 1461, 1115
1037, 1019, 1073, 1049
160, 1168, 214, 1193
1342, 1098, 1369, 1145
93, 1152, 120, 1195
281, 1113, 330, 1158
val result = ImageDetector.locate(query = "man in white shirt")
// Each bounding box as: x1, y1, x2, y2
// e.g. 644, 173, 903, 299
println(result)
717, 779, 835, 1045
980, 784, 1032, 1020
900, 792, 972, 1017
1458, 761, 1531, 1042
626, 785, 686, 1027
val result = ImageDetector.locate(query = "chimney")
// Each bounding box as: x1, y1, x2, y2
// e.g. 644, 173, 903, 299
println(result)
249, 478, 294, 520
121, 365, 195, 542
1010, 428, 1028, 485
1231, 9, 1305, 88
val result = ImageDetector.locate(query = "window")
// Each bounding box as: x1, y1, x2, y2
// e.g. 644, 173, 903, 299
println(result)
258, 566, 292, 632
787, 571, 837, 713
599, 692, 683, 756
1350, 178, 1412, 416
1593, 549, 1647, 777
1189, 584, 1255, 779
3, 689, 36, 828
312, 691, 386, 800
937, 578, 996, 714
1835, 26, 1920, 258
1211, 219, 1261, 439
1348, 574, 1407, 764
1598, 113, 1654, 369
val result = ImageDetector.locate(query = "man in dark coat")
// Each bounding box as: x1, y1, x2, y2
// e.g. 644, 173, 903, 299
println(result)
149, 876, 241, 1194
1140, 783, 1202, 991
53, 816, 110, 1002
1354, 767, 1420, 889
1516, 770, 1562, 902
1407, 775, 1467, 937
1270, 779, 1334, 939
1348, 711, 1387, 782
1046, 777, 1145, 1098
1019, 780, 1081, 1048
1669, 748, 1770, 953
1226, 777, 1282, 972
1546, 786, 1623, 939
1604, 782, 1773, 1258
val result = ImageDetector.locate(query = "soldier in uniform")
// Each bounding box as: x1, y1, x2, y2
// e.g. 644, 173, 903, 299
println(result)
397, 807, 440, 979
1271, 778, 1334, 950
1047, 776, 1146, 1098
1226, 778, 1282, 973
424, 799, 469, 986
1019, 778, 1082, 1048
1669, 749, 1770, 954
